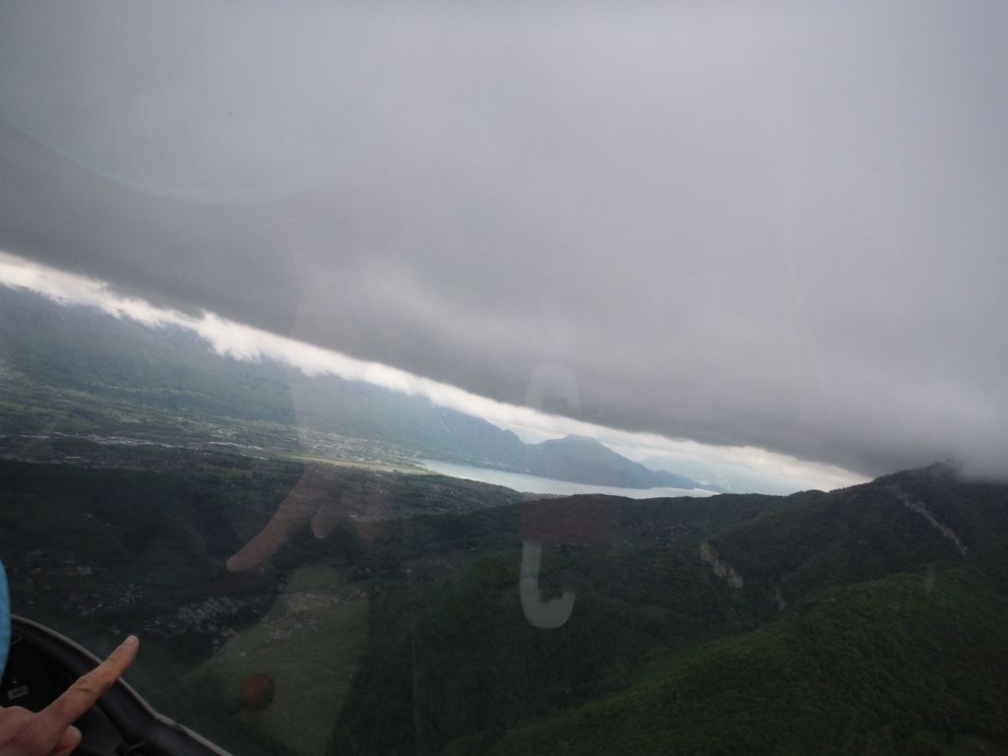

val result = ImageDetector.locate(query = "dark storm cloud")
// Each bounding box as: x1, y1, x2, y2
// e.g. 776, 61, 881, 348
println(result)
1, 1, 1007, 478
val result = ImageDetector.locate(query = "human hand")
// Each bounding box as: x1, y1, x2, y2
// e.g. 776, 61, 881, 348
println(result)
0, 635, 139, 756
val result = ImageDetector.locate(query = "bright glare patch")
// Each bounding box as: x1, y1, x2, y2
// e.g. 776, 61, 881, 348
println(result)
0, 251, 866, 492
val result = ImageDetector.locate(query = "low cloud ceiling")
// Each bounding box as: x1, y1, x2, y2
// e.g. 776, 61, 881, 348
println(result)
2, 1, 1006, 478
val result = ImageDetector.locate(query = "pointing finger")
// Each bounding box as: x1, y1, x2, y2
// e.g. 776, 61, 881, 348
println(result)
36, 635, 139, 734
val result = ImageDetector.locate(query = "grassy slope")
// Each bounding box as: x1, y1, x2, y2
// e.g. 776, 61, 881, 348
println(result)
185, 566, 371, 756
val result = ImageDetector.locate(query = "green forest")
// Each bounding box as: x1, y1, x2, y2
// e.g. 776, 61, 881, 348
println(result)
2, 447, 1007, 755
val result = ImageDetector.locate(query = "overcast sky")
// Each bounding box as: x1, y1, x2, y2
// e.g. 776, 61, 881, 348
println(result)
1, 1, 1006, 481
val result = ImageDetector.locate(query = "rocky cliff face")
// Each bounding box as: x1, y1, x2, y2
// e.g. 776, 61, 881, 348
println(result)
698, 540, 744, 589
888, 485, 968, 557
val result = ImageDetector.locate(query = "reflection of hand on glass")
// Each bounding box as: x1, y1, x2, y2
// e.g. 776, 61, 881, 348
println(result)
519, 496, 618, 629
0, 635, 139, 756
226, 465, 386, 573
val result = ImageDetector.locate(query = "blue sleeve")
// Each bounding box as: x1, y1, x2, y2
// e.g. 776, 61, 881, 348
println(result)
0, 560, 9, 677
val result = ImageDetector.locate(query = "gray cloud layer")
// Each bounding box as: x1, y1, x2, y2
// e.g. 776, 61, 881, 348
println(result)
2, 1, 1006, 478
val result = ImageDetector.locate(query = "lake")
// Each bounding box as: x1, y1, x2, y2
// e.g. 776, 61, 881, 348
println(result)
420, 460, 717, 499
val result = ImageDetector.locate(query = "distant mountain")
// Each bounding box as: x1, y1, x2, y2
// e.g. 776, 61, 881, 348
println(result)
524, 435, 700, 489
639, 454, 799, 495
0, 286, 528, 468
0, 287, 691, 490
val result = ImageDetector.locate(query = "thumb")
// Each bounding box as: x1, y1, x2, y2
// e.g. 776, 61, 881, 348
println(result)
51, 725, 81, 756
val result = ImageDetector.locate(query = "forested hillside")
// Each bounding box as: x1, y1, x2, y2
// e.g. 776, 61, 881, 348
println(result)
324, 465, 1008, 755
2, 438, 1006, 754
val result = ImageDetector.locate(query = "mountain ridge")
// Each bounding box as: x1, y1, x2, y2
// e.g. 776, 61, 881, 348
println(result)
524, 434, 699, 489
0, 286, 702, 490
